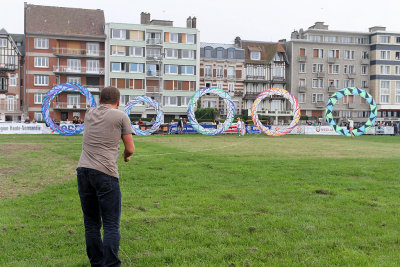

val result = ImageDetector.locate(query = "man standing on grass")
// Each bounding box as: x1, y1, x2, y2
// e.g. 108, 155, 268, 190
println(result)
348, 117, 354, 137
77, 86, 134, 267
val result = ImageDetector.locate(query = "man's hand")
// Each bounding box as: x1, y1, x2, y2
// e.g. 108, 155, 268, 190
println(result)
122, 134, 134, 163
124, 155, 131, 162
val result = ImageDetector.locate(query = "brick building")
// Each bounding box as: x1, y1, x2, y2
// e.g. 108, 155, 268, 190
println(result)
0, 28, 24, 122
199, 42, 245, 118
24, 4, 105, 122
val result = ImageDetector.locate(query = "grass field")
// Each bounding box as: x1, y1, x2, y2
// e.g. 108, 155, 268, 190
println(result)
1, 134, 400, 266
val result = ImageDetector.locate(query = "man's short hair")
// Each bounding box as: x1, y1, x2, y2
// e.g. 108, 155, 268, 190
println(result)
100, 87, 120, 104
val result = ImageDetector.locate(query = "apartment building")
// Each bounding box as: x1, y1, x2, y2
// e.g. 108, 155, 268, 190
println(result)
24, 4, 105, 122
369, 26, 400, 123
287, 22, 371, 123
236, 37, 290, 122
0, 28, 24, 122
199, 42, 245, 118
105, 13, 200, 122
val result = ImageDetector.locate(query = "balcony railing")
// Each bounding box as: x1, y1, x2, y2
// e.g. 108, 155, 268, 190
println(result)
327, 57, 338, 63
0, 63, 17, 71
315, 101, 325, 108
146, 86, 162, 93
204, 74, 212, 78
227, 74, 236, 79
52, 102, 91, 110
328, 85, 337, 92
216, 74, 224, 79
146, 70, 161, 77
146, 55, 162, 60
298, 86, 306, 93
347, 73, 356, 79
272, 76, 285, 82
316, 72, 325, 78
53, 66, 105, 75
298, 56, 307, 62
246, 75, 266, 81
348, 102, 357, 109
146, 38, 162, 45
53, 48, 105, 57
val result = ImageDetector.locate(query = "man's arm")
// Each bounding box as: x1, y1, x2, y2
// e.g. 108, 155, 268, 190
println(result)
122, 134, 134, 162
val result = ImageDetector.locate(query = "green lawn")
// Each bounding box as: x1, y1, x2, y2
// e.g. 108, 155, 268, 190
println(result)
0, 134, 400, 266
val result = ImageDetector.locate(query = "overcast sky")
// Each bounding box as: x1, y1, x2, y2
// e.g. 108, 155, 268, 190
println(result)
3, 0, 400, 43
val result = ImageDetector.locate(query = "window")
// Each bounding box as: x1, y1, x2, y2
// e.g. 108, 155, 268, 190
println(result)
217, 48, 224, 59
34, 38, 49, 49
380, 51, 391, 60
312, 93, 324, 103
146, 64, 157, 76
34, 57, 49, 68
129, 30, 144, 41
250, 51, 261, 60
227, 66, 235, 78
34, 112, 43, 121
165, 48, 178, 58
299, 48, 306, 56
111, 29, 126, 40
396, 81, 400, 103
328, 64, 339, 74
67, 77, 81, 84
67, 59, 81, 72
86, 60, 99, 73
216, 82, 223, 89
111, 45, 126, 56
186, 34, 195, 44
246, 83, 254, 93
111, 62, 123, 72
181, 65, 195, 75
342, 111, 352, 118
298, 93, 305, 103
34, 93, 45, 104
164, 96, 178, 106
170, 33, 178, 43
379, 36, 391, 43
203, 100, 216, 108
273, 66, 284, 77
0, 77, 7, 90
299, 78, 306, 87
312, 64, 324, 73
380, 65, 390, 75
34, 75, 49, 86
361, 51, 369, 59
0, 38, 7, 47
344, 50, 355, 59
147, 48, 161, 58
204, 48, 212, 58
312, 78, 323, 88
397, 37, 400, 43
216, 66, 223, 78
256, 83, 263, 92
129, 63, 144, 73
129, 47, 143, 57
340, 37, 353, 44
328, 79, 339, 88
228, 49, 235, 59
356, 37, 368, 44
313, 49, 323, 58
228, 83, 234, 95
396, 66, 400, 75
362, 80, 368, 88
205, 65, 212, 77
247, 65, 254, 76
299, 63, 306, 73
257, 66, 263, 77
9, 74, 17, 86
361, 65, 369, 75
396, 52, 400, 60
324, 36, 337, 43
343, 79, 355, 87
344, 65, 355, 74
328, 49, 339, 58
86, 43, 99, 56
380, 80, 390, 103
165, 64, 178, 74
310, 35, 321, 42
182, 50, 195, 59
67, 94, 80, 107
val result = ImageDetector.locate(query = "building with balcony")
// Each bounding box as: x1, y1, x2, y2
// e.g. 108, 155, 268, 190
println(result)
0, 28, 24, 122
199, 42, 245, 118
24, 4, 105, 122
369, 26, 400, 123
287, 22, 371, 123
235, 37, 290, 122
105, 13, 200, 122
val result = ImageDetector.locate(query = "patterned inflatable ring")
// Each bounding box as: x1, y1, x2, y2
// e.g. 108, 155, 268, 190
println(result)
251, 88, 301, 136
326, 87, 377, 136
124, 96, 164, 136
187, 87, 236, 135
41, 83, 96, 136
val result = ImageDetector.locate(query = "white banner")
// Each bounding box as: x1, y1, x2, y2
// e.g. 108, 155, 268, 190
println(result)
305, 126, 339, 135
0, 123, 53, 134
289, 125, 305, 135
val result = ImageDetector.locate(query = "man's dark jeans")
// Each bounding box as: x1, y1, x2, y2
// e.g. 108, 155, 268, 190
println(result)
77, 167, 121, 267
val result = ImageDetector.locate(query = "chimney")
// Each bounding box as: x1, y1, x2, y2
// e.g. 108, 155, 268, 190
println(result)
234, 36, 241, 47
192, 16, 197, 28
141, 12, 150, 24
186, 16, 192, 28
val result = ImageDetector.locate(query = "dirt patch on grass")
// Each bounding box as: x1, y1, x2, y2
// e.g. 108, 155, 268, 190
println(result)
0, 143, 43, 154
